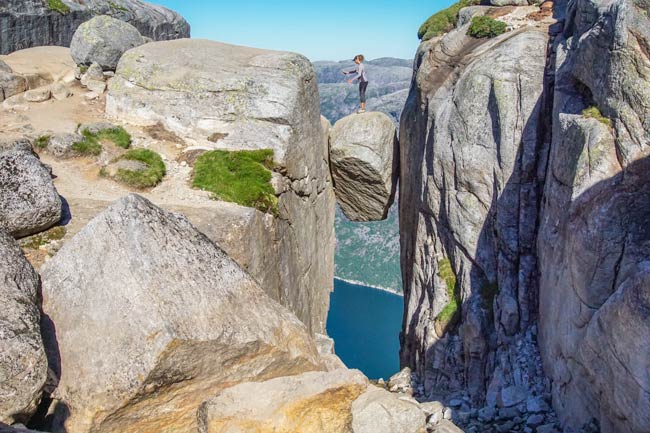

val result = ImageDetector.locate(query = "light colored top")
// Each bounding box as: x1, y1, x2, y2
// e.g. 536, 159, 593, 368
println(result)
347, 63, 368, 82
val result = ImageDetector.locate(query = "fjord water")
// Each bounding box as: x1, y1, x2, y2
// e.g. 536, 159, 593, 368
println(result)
326, 278, 403, 380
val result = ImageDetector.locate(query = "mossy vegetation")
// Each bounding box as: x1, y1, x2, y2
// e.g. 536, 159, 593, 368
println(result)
418, 0, 480, 41
113, 149, 166, 188
192, 149, 279, 216
108, 1, 129, 12
20, 226, 66, 250
35, 135, 51, 149
435, 258, 461, 331
467, 16, 508, 38
46, 0, 70, 14
73, 126, 132, 156
582, 106, 612, 127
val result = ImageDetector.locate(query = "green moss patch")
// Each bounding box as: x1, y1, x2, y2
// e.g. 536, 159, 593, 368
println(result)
582, 106, 612, 127
108, 1, 129, 12
113, 149, 166, 188
46, 0, 70, 14
20, 226, 66, 250
418, 0, 480, 41
467, 16, 508, 38
35, 135, 51, 149
435, 258, 461, 332
73, 126, 132, 156
192, 149, 279, 216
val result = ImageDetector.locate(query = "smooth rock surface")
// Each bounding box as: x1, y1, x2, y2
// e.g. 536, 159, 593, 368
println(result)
0, 0, 190, 55
0, 231, 47, 424
46, 133, 83, 159
23, 87, 50, 102
351, 386, 427, 433
108, 39, 335, 334
329, 111, 398, 222
198, 369, 368, 433
0, 138, 62, 237
40, 194, 321, 433
70, 16, 145, 70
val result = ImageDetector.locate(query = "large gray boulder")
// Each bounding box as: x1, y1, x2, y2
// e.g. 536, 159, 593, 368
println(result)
0, 0, 190, 55
0, 61, 28, 102
329, 112, 398, 222
40, 194, 322, 433
537, 0, 650, 430
107, 39, 335, 335
0, 230, 47, 424
0, 138, 62, 237
70, 15, 145, 70
399, 20, 549, 402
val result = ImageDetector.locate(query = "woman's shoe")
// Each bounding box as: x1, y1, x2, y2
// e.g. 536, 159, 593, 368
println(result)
356, 109, 366, 114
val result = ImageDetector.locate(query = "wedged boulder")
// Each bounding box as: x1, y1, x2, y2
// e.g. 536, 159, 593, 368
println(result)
351, 386, 427, 433
107, 38, 335, 335
0, 0, 190, 55
40, 194, 322, 433
329, 112, 398, 222
46, 133, 83, 159
0, 230, 47, 424
70, 15, 145, 70
198, 369, 369, 433
0, 61, 28, 102
0, 138, 62, 237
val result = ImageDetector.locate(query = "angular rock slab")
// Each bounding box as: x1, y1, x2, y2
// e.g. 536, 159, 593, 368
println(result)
329, 111, 398, 222
351, 386, 427, 433
70, 15, 145, 70
40, 194, 322, 433
0, 138, 62, 237
0, 231, 47, 424
0, 60, 27, 102
198, 369, 368, 433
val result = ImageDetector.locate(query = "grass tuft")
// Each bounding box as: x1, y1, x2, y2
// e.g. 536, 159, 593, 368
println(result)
35, 135, 51, 149
467, 15, 508, 38
435, 258, 461, 330
418, 0, 480, 41
108, 1, 129, 12
192, 149, 279, 216
20, 226, 66, 250
46, 0, 70, 14
73, 126, 132, 156
582, 106, 612, 127
114, 149, 166, 188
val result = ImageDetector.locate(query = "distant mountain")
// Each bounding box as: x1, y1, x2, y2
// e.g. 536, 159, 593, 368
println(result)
314, 57, 412, 124
334, 203, 402, 292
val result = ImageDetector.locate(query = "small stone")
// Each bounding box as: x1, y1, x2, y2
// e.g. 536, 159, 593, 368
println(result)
47, 133, 84, 159
180, 161, 187, 167
526, 396, 550, 414
24, 87, 51, 102
85, 79, 107, 94
497, 421, 516, 433
478, 406, 497, 422
50, 82, 72, 100
499, 386, 529, 408
388, 367, 413, 394
84, 92, 99, 100
526, 414, 546, 428
81, 63, 105, 86
499, 406, 521, 420
443, 407, 453, 420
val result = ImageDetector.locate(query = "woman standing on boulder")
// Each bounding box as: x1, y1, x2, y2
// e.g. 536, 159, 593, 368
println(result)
342, 54, 368, 114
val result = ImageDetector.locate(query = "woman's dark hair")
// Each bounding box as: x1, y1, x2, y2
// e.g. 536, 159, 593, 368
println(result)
354, 54, 365, 62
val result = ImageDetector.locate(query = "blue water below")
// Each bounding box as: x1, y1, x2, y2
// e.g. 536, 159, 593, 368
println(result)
326, 278, 403, 380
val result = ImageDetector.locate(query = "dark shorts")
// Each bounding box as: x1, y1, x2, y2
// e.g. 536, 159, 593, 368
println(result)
359, 81, 369, 103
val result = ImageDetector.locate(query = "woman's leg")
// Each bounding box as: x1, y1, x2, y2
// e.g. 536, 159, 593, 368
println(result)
359, 81, 368, 111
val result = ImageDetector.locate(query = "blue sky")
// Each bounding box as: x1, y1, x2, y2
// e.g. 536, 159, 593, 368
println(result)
152, 1, 455, 61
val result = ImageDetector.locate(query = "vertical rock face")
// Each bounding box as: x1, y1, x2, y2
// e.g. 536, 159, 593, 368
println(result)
0, 230, 47, 425
107, 39, 335, 334
537, 0, 650, 431
0, 0, 190, 55
40, 194, 322, 433
399, 20, 549, 401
